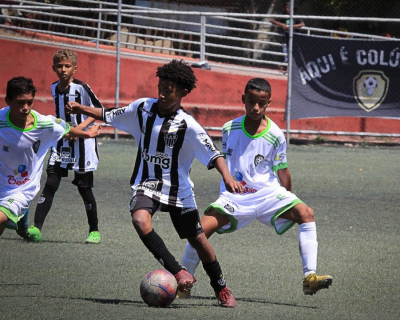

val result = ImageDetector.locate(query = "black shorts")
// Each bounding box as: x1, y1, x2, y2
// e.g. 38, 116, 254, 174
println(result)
46, 165, 94, 188
129, 193, 204, 239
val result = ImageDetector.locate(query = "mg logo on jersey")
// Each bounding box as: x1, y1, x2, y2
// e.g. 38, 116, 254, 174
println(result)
164, 133, 178, 148
353, 70, 389, 112
142, 149, 171, 169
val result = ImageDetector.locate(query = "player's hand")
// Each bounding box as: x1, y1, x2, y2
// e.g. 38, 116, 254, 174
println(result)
224, 177, 243, 194
65, 101, 82, 114
87, 123, 101, 138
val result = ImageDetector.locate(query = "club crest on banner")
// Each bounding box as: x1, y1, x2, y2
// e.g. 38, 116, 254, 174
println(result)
353, 70, 389, 112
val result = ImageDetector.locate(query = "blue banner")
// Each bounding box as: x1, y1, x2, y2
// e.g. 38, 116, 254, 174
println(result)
289, 34, 400, 119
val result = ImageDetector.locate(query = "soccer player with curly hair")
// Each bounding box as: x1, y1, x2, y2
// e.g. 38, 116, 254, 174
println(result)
66, 59, 242, 308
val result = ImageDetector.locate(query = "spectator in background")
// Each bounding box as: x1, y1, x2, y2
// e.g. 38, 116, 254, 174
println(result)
270, 1, 305, 72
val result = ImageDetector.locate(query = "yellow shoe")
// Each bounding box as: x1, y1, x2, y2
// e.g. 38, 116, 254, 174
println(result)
303, 273, 333, 295
176, 289, 191, 299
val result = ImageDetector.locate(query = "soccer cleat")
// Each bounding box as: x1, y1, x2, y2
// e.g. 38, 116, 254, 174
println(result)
174, 269, 196, 292
176, 289, 191, 299
303, 273, 333, 295
215, 286, 236, 308
26, 226, 42, 242
86, 231, 101, 244
16, 228, 29, 240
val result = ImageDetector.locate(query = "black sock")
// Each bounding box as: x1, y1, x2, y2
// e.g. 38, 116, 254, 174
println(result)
140, 229, 181, 275
203, 259, 226, 291
78, 187, 98, 232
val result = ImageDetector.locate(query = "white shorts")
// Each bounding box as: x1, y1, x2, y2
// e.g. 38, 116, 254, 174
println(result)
207, 186, 302, 235
0, 192, 30, 230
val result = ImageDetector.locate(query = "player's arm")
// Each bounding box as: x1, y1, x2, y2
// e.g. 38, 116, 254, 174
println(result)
277, 168, 292, 192
64, 123, 101, 139
270, 19, 285, 29
65, 101, 103, 120
76, 115, 96, 130
213, 157, 243, 194
293, 21, 305, 29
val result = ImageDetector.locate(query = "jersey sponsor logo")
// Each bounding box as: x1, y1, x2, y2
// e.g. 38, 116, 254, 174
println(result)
142, 149, 171, 169
32, 141, 40, 154
66, 93, 79, 98
138, 179, 163, 197
254, 154, 264, 167
201, 137, 216, 152
3, 145, 9, 152
8, 164, 30, 186
109, 108, 126, 117
164, 133, 178, 148
56, 146, 76, 163
226, 148, 233, 156
233, 172, 257, 193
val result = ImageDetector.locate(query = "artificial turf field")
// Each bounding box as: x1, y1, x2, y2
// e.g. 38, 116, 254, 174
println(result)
1, 138, 399, 320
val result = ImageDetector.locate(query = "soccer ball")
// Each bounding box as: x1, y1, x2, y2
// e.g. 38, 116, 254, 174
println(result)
140, 269, 178, 307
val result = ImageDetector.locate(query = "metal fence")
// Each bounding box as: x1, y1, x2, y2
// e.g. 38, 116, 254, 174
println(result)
1, 0, 398, 74
1, 0, 399, 141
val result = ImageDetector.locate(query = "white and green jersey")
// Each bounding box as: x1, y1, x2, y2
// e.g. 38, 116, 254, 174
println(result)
221, 115, 288, 200
0, 107, 70, 203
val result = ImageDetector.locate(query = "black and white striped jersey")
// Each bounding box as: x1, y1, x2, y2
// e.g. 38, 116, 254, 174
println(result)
103, 97, 223, 208
48, 78, 103, 172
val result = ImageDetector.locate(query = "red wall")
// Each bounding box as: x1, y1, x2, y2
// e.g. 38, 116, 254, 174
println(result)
1, 37, 399, 143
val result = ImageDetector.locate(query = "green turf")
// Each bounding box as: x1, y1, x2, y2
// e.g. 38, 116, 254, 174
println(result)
1, 139, 399, 320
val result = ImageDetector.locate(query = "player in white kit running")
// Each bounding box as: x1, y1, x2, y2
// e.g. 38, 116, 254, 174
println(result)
0, 77, 100, 237
180, 78, 333, 297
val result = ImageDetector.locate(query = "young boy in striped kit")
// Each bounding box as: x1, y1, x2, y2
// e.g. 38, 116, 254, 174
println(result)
65, 59, 242, 308
26, 49, 103, 244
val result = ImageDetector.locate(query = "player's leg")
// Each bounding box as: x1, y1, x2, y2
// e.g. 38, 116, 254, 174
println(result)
281, 203, 333, 295
0, 210, 8, 236
73, 171, 100, 244
182, 208, 229, 275
131, 195, 188, 290
174, 208, 236, 308
1, 197, 30, 237
27, 166, 62, 242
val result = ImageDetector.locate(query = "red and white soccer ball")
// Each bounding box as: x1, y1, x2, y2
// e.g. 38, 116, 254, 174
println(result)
140, 269, 178, 307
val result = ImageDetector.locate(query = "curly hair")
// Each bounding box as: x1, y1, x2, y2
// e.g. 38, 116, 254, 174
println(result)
6, 76, 37, 100
156, 59, 197, 93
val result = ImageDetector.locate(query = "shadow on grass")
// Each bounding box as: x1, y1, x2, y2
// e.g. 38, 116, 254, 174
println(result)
0, 237, 85, 245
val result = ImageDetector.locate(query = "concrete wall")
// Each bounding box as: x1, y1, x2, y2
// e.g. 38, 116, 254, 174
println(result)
1, 37, 399, 144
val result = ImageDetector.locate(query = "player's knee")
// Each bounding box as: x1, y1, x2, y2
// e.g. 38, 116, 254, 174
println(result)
131, 211, 151, 233
301, 206, 315, 222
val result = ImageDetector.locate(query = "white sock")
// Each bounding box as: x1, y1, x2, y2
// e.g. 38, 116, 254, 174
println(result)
181, 242, 200, 276
298, 222, 318, 276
